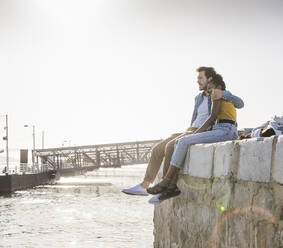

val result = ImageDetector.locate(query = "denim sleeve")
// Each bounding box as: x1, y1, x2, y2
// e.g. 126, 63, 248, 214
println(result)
222, 90, 244, 109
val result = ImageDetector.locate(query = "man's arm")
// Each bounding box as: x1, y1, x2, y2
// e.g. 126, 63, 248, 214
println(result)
222, 90, 244, 109
211, 90, 244, 109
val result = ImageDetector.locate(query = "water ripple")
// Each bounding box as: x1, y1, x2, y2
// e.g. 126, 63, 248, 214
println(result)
0, 165, 153, 248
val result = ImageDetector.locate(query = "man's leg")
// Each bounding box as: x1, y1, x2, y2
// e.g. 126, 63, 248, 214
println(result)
170, 127, 236, 169
142, 133, 182, 188
122, 132, 182, 196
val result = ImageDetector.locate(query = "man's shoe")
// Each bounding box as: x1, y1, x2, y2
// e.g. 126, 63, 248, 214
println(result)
122, 184, 149, 196
148, 194, 162, 205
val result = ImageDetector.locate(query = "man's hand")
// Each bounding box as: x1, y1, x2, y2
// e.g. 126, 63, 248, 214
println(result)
211, 89, 223, 101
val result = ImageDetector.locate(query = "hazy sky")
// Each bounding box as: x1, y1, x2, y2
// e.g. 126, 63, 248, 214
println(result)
0, 0, 283, 152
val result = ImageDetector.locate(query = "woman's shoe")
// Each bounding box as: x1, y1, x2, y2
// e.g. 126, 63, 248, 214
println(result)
148, 194, 162, 205
147, 182, 168, 195
147, 165, 180, 195
158, 186, 181, 201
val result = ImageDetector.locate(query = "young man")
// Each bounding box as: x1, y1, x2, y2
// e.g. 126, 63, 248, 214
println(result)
122, 67, 244, 196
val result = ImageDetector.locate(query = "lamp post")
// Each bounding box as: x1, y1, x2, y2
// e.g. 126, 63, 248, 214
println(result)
5, 115, 8, 172
1, 115, 9, 173
24, 124, 35, 172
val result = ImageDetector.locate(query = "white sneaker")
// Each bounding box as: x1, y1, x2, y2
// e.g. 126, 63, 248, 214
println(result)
148, 194, 162, 205
122, 184, 149, 196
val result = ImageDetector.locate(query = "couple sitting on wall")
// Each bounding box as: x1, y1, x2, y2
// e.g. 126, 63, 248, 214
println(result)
122, 67, 244, 204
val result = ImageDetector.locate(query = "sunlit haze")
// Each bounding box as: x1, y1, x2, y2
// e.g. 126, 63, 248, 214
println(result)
1, 0, 283, 153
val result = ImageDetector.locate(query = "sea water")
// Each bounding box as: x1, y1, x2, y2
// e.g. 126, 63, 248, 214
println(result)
0, 164, 154, 248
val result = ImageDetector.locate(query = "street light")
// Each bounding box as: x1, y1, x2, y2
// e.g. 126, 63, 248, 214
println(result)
1, 114, 9, 173
24, 124, 35, 171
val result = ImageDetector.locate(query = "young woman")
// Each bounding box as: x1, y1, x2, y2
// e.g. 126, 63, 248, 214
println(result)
147, 74, 239, 203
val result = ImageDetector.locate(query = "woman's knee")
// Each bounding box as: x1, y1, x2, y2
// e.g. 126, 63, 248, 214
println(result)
177, 136, 192, 146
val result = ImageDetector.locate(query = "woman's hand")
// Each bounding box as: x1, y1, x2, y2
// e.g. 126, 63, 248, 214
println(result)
211, 89, 223, 101
194, 99, 221, 134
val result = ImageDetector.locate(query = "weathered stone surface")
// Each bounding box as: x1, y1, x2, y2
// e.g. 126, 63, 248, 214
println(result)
185, 143, 215, 178
232, 182, 275, 214
273, 135, 283, 184
177, 176, 211, 204
154, 179, 283, 248
154, 200, 219, 248
237, 137, 273, 182
251, 185, 275, 214
213, 140, 239, 179
272, 184, 283, 236
232, 182, 251, 208
154, 136, 283, 248
211, 180, 232, 212
225, 215, 276, 248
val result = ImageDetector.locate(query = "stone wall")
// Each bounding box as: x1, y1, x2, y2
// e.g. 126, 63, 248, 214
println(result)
153, 136, 283, 248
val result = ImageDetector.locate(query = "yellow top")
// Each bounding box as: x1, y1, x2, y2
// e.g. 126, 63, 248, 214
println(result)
217, 100, 237, 121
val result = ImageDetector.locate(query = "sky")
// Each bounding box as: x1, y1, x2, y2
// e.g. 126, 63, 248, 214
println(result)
0, 0, 283, 156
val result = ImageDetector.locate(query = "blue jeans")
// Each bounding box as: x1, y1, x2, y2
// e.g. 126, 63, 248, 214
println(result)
170, 123, 238, 168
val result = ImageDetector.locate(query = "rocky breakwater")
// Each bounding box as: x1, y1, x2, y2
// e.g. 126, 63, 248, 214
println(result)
153, 135, 283, 248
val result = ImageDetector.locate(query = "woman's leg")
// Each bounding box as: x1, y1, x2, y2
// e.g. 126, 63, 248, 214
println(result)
147, 164, 180, 194
162, 129, 196, 177
148, 125, 236, 194
171, 126, 235, 168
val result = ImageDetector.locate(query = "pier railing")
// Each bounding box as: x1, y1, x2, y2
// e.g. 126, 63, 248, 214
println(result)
34, 139, 161, 171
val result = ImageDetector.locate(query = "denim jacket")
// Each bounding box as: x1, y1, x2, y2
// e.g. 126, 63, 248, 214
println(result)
190, 91, 244, 126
